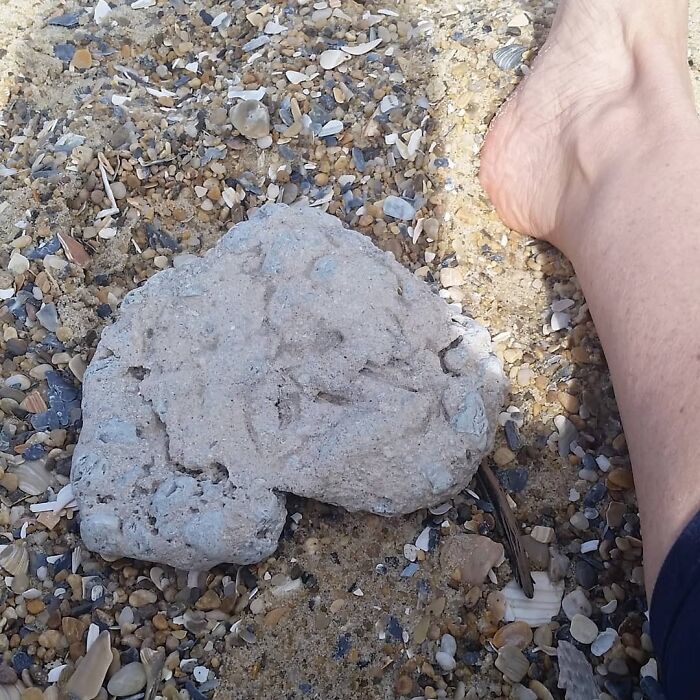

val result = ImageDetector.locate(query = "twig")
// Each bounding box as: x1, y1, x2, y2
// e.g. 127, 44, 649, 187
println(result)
477, 461, 534, 598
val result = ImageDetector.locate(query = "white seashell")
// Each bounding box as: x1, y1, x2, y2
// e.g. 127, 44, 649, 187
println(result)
47, 665, 68, 683
94, 0, 111, 24
15, 462, 51, 496
286, 70, 311, 85
415, 526, 432, 551
319, 49, 349, 70
0, 543, 29, 576
228, 87, 266, 101
591, 628, 618, 656
52, 483, 75, 514
264, 21, 287, 34
380, 94, 400, 113
340, 38, 382, 55
6, 374, 30, 390
550, 311, 570, 331
318, 119, 344, 137
503, 572, 564, 627
640, 658, 658, 680
600, 599, 617, 614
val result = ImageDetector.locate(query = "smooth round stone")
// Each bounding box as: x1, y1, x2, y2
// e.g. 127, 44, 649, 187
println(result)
435, 651, 456, 672
440, 634, 456, 657
575, 560, 597, 589
492, 621, 533, 650
570, 614, 598, 645
562, 588, 592, 620
106, 662, 147, 696
569, 512, 589, 531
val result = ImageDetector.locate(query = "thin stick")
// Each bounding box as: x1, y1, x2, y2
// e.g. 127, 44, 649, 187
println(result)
477, 461, 534, 598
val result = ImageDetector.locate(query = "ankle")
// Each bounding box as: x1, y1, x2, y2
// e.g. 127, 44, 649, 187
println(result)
556, 63, 697, 258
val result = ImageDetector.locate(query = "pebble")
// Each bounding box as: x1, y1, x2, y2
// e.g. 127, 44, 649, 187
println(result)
383, 196, 415, 221
440, 534, 504, 585
562, 589, 592, 620
107, 662, 147, 696
0, 664, 18, 684
511, 687, 537, 700
606, 501, 627, 528
530, 526, 554, 544
521, 535, 549, 569
435, 651, 456, 672
528, 680, 554, 700
195, 590, 221, 610
65, 630, 112, 700
128, 589, 157, 607
37, 303, 59, 332
111, 182, 127, 200
440, 634, 457, 657
574, 560, 597, 589
8, 251, 29, 275
492, 621, 533, 650
495, 645, 529, 683
71, 48, 93, 70
569, 512, 589, 531
570, 614, 598, 644
493, 446, 515, 466
607, 468, 634, 490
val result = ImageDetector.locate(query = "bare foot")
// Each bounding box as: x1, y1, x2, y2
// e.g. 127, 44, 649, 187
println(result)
479, 0, 691, 251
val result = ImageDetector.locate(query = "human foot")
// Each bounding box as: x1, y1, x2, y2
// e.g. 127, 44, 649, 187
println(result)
479, 0, 692, 250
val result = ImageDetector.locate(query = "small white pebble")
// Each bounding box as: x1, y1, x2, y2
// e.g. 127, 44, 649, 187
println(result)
435, 651, 456, 672
580, 540, 600, 554
440, 633, 457, 657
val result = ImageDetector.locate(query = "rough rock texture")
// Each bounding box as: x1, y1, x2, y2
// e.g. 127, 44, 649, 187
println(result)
440, 534, 505, 585
72, 204, 506, 569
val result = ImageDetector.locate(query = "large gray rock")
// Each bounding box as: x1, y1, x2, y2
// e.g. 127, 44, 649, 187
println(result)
72, 204, 506, 569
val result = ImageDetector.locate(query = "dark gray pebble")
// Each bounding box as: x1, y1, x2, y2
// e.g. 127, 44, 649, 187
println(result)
47, 11, 82, 27
575, 559, 597, 589
11, 651, 32, 673
640, 676, 666, 700
4, 338, 27, 358
584, 482, 607, 506
385, 616, 403, 642
605, 676, 633, 700
504, 420, 522, 450
332, 633, 351, 659
496, 467, 528, 493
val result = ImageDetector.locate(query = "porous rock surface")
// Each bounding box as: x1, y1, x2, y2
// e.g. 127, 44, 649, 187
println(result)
72, 204, 506, 569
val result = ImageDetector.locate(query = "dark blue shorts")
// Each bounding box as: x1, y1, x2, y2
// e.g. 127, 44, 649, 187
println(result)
651, 510, 700, 699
